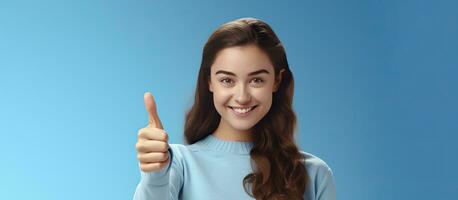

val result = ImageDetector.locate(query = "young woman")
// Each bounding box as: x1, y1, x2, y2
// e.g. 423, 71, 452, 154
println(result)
134, 17, 336, 200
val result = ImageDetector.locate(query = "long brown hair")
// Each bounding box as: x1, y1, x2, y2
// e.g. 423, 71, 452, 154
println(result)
184, 17, 308, 200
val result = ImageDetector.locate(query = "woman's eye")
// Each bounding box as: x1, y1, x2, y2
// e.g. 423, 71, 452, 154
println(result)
220, 78, 234, 85
252, 78, 263, 83
250, 78, 264, 86
219, 77, 263, 87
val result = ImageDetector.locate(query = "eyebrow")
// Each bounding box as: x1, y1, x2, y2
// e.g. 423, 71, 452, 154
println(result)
215, 69, 270, 76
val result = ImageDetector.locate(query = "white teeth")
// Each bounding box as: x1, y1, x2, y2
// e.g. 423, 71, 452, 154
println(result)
232, 106, 254, 114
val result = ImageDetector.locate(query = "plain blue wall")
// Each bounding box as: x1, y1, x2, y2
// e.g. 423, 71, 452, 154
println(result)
0, 0, 456, 199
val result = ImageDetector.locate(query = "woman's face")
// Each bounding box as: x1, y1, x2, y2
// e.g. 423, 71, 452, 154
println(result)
209, 44, 284, 137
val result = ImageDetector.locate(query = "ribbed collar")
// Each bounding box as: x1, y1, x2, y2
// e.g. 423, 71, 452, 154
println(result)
195, 134, 254, 154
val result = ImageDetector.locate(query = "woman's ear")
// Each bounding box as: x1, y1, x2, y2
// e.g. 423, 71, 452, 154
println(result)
274, 69, 285, 92
208, 80, 213, 92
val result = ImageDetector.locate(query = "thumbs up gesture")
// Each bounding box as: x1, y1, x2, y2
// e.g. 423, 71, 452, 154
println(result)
135, 92, 170, 172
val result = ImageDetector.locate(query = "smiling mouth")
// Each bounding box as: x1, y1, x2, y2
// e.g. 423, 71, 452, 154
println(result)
228, 105, 258, 114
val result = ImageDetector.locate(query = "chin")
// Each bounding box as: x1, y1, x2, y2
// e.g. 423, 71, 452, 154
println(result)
228, 121, 256, 132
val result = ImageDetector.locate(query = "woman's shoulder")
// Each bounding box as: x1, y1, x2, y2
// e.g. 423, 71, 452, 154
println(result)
300, 151, 337, 199
299, 151, 334, 180
300, 151, 331, 167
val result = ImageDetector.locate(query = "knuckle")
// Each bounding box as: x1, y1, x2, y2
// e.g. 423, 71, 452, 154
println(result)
161, 152, 168, 161
161, 142, 168, 152
140, 163, 149, 171
165, 153, 170, 161
138, 152, 146, 160
141, 164, 153, 172
137, 142, 147, 152
139, 163, 147, 171
137, 128, 145, 137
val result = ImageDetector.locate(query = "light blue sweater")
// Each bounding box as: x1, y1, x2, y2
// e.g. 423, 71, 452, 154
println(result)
133, 134, 336, 200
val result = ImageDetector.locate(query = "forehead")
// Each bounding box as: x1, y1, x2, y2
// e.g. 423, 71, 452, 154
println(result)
211, 44, 274, 74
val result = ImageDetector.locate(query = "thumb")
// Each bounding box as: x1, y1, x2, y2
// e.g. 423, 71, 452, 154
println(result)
143, 92, 164, 129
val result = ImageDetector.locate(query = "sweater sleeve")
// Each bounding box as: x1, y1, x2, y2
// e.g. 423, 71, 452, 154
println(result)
316, 167, 336, 200
133, 146, 184, 200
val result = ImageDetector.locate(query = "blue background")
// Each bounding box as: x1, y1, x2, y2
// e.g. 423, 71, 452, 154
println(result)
0, 0, 457, 199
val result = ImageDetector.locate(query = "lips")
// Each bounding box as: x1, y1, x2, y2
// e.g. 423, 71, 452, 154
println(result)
228, 105, 258, 115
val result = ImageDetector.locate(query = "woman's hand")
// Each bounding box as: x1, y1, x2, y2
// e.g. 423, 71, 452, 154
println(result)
135, 92, 170, 172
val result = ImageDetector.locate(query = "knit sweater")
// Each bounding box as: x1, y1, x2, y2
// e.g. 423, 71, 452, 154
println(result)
133, 134, 336, 200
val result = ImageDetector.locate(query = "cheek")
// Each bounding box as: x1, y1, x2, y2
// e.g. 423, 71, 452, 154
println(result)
253, 88, 273, 104
212, 88, 232, 107
254, 89, 274, 113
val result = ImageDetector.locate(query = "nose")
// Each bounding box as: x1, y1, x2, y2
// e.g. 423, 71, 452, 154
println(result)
234, 84, 252, 105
